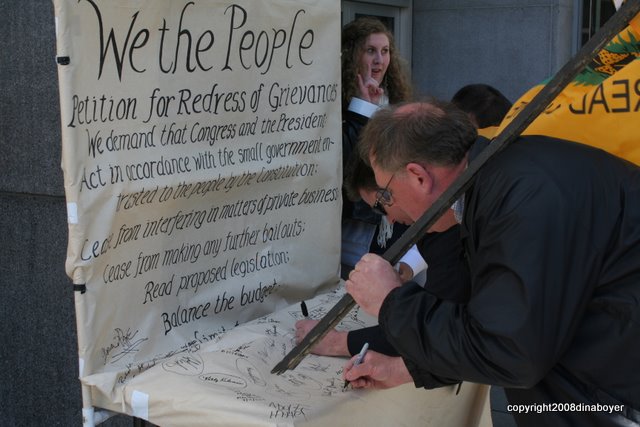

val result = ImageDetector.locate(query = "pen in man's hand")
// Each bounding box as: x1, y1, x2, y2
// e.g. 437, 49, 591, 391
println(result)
343, 342, 369, 391
300, 301, 309, 317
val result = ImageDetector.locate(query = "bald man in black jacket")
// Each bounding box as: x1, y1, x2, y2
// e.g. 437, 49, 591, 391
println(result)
344, 100, 640, 427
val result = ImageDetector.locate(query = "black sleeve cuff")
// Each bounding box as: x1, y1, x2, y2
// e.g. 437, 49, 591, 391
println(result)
347, 325, 399, 357
404, 357, 461, 389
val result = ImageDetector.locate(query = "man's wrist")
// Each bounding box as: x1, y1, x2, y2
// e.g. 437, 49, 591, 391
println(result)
399, 245, 428, 276
329, 330, 350, 357
391, 357, 413, 387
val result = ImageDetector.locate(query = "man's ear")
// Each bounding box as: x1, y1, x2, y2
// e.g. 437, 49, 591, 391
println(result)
405, 162, 433, 194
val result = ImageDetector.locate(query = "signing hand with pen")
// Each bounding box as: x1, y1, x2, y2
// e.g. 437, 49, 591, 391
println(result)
343, 351, 413, 390
346, 253, 402, 317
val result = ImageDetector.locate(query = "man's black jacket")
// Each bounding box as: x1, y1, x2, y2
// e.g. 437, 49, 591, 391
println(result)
380, 136, 640, 426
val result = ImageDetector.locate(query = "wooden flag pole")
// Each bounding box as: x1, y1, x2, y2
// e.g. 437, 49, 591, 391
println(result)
272, 0, 640, 375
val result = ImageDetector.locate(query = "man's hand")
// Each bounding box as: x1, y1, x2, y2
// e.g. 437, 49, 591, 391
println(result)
346, 253, 402, 317
294, 319, 349, 357
343, 350, 413, 390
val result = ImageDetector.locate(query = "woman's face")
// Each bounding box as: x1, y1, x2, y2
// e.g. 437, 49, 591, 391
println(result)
359, 33, 390, 84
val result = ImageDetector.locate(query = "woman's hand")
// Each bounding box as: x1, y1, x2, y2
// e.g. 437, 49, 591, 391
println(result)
357, 63, 384, 104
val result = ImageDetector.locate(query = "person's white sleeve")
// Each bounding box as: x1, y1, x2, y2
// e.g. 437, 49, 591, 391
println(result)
398, 245, 428, 275
348, 97, 379, 118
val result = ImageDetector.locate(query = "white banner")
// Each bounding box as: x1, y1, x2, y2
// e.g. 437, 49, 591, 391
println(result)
54, 0, 341, 383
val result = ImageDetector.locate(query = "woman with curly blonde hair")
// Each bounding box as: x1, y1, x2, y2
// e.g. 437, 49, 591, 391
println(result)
293, 18, 423, 358
340, 17, 416, 281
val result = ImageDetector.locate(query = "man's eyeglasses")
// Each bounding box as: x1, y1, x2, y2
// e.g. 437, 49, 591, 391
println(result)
372, 174, 394, 216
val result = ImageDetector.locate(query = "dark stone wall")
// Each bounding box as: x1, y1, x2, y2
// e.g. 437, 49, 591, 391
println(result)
412, 0, 574, 102
0, 1, 129, 425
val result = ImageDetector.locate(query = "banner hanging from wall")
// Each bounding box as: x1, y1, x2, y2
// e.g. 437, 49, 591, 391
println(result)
54, 0, 342, 397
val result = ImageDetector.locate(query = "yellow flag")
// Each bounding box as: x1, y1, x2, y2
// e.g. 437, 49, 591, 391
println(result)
496, 13, 640, 165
